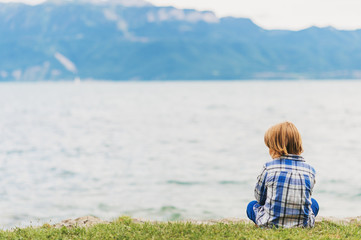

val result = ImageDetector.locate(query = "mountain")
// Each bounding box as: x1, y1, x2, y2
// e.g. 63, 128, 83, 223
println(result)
1, 0, 361, 81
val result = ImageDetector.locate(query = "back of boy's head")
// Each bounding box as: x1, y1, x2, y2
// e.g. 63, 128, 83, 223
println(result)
264, 121, 303, 156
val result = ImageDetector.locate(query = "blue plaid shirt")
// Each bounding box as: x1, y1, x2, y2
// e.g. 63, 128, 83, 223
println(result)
254, 155, 316, 228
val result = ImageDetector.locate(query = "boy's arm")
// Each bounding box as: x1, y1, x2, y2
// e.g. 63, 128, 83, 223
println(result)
254, 165, 268, 205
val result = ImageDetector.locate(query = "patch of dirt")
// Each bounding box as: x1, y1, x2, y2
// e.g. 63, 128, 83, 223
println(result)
53, 216, 110, 228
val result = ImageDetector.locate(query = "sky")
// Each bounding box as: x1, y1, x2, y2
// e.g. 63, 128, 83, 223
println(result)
1, 0, 361, 30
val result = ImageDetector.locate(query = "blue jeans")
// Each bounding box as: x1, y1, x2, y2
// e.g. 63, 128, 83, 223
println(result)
246, 198, 319, 224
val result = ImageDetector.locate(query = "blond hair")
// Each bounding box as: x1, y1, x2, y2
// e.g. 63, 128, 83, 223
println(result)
264, 122, 303, 156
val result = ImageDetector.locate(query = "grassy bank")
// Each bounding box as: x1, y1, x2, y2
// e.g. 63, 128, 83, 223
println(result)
1, 217, 360, 240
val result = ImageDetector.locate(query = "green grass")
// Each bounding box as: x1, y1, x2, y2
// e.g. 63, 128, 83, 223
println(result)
0, 217, 360, 240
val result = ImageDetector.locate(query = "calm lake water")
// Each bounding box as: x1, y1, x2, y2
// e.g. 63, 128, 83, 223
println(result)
0, 80, 360, 228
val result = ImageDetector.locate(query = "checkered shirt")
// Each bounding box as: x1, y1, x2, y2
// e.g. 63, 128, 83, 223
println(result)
254, 155, 316, 228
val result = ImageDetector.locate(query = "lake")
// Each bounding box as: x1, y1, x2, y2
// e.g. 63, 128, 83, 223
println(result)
0, 80, 360, 228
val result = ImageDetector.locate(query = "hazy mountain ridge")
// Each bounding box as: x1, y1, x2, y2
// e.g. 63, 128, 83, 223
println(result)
1, 1, 361, 81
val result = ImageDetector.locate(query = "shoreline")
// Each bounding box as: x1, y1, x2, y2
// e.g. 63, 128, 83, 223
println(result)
3, 215, 360, 231
50, 216, 361, 229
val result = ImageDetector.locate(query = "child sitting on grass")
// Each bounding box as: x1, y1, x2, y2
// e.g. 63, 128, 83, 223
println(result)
247, 122, 319, 228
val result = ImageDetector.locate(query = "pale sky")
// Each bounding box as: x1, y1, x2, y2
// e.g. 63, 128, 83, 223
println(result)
1, 0, 361, 30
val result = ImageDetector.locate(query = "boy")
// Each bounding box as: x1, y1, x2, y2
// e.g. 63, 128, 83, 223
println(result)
247, 122, 319, 228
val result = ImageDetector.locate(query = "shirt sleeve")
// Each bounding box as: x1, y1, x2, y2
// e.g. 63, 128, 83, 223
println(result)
310, 172, 316, 196
254, 165, 268, 205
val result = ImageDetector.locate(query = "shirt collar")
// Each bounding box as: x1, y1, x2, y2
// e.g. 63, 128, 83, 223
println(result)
277, 154, 305, 161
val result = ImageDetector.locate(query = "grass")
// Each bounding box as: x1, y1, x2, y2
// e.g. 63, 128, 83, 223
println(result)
0, 217, 360, 240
